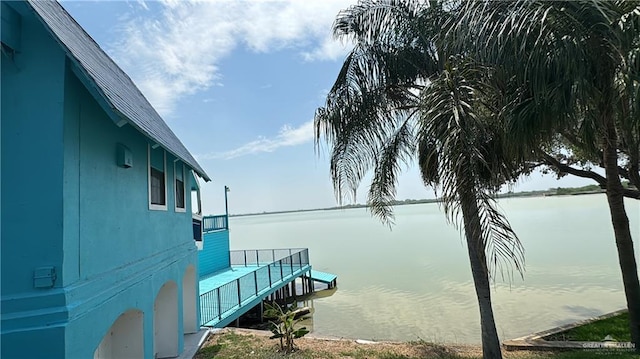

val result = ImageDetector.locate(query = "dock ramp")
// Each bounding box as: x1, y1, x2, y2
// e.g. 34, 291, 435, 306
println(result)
307, 270, 337, 289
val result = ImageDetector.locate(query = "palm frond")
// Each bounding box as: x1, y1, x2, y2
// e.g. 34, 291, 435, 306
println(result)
451, 1, 595, 148
316, 76, 418, 204
477, 192, 525, 280
333, 0, 422, 46
416, 55, 527, 279
316, 1, 438, 207
319, 1, 529, 283
368, 117, 416, 225
417, 136, 440, 187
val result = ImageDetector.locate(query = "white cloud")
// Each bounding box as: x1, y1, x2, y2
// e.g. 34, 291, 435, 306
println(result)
135, 0, 148, 11
109, 0, 356, 116
302, 36, 351, 62
200, 120, 314, 160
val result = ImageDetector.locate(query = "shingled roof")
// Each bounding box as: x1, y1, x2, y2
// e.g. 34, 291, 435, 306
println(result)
27, 0, 211, 181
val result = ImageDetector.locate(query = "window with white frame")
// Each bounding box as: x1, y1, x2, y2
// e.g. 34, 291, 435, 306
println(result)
148, 145, 167, 210
191, 171, 202, 216
175, 162, 186, 211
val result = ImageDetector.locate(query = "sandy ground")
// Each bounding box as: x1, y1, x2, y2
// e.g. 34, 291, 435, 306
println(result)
198, 328, 543, 358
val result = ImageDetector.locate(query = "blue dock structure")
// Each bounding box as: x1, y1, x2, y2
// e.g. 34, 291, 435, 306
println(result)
196, 216, 337, 328
199, 248, 313, 327
307, 270, 338, 289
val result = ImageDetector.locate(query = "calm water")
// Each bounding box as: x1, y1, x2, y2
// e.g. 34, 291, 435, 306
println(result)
229, 195, 639, 344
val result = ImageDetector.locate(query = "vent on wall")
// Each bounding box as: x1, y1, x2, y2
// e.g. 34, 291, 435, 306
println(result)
117, 143, 133, 168
34, 266, 56, 288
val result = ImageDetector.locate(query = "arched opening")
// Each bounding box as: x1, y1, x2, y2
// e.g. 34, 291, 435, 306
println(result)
94, 309, 144, 359
154, 280, 178, 358
183, 265, 197, 334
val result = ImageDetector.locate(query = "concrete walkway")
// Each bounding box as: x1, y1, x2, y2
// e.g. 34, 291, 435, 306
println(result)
178, 328, 211, 359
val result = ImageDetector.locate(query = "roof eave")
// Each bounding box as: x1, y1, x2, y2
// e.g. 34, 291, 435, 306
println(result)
25, 1, 211, 182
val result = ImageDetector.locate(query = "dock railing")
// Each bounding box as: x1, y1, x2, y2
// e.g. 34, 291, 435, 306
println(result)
200, 248, 310, 326
229, 248, 309, 267
203, 215, 228, 232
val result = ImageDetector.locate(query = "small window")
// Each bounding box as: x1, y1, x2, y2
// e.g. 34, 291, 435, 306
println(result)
148, 145, 167, 210
191, 170, 202, 216
175, 162, 186, 212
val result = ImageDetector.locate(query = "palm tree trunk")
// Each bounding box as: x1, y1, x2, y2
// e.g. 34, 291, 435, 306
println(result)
459, 187, 503, 359
603, 117, 640, 349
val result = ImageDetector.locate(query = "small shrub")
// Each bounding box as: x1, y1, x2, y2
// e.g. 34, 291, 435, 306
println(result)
263, 301, 310, 353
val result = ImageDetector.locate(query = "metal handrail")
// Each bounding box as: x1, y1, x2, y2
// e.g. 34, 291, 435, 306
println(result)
229, 248, 307, 266
199, 248, 310, 325
203, 215, 228, 232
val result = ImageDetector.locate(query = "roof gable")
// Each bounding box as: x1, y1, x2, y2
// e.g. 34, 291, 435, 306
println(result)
26, 0, 210, 181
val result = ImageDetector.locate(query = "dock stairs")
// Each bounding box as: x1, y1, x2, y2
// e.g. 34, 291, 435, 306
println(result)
306, 270, 337, 289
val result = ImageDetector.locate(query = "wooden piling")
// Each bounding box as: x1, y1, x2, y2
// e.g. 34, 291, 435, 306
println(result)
291, 279, 297, 298
260, 301, 264, 323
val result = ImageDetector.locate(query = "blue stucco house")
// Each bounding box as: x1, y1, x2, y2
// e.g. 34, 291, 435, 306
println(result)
1, 1, 212, 357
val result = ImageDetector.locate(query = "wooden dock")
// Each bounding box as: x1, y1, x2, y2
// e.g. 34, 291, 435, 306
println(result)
306, 270, 337, 289
200, 264, 312, 327
198, 247, 338, 329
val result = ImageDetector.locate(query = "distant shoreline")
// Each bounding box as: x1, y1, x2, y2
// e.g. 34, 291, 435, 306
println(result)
226, 186, 607, 218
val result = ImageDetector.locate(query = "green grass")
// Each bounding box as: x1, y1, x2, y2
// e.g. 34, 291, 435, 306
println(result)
196, 332, 639, 359
196, 344, 223, 357
545, 312, 632, 342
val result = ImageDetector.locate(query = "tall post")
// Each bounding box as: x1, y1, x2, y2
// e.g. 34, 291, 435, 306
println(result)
310, 271, 314, 293
254, 271, 258, 296
291, 279, 296, 298
217, 289, 222, 320
224, 186, 230, 228
260, 301, 264, 323
290, 256, 293, 274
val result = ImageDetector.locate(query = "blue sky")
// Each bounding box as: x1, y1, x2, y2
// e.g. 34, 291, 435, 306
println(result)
61, 0, 596, 215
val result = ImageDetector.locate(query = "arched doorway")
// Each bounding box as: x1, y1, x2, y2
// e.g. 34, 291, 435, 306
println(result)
183, 265, 197, 334
94, 309, 144, 358
154, 280, 178, 358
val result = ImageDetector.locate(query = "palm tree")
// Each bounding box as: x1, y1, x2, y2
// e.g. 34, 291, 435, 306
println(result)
451, 0, 640, 346
315, 2, 525, 357
418, 59, 527, 358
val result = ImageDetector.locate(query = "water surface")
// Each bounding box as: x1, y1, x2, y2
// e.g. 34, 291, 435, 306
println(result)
229, 194, 639, 344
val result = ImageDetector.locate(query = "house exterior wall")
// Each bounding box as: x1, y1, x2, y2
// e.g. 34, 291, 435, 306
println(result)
199, 230, 231, 277
1, 3, 201, 358
1, 0, 66, 297
1, 6, 69, 353
61, 67, 200, 359
62, 62, 197, 281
